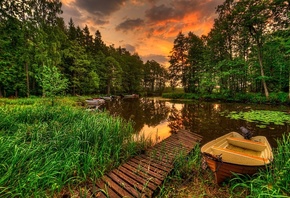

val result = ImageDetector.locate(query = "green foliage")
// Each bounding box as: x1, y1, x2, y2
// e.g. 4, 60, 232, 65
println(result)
37, 65, 68, 105
162, 93, 199, 100
230, 133, 290, 197
223, 110, 290, 128
0, 100, 146, 197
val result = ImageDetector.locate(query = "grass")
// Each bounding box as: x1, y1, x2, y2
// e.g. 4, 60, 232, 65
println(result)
0, 98, 149, 197
154, 133, 290, 198
155, 144, 232, 197
229, 133, 290, 197
161, 91, 290, 105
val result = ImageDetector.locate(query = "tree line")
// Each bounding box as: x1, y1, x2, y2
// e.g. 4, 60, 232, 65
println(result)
0, 0, 167, 97
1, 0, 290, 100
168, 0, 290, 99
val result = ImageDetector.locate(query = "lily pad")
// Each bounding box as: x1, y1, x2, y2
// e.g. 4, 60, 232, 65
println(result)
221, 110, 290, 126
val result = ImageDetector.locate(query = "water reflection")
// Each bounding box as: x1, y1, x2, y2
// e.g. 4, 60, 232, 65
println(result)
104, 98, 289, 147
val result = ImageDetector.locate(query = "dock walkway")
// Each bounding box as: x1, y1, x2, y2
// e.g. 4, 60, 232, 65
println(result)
91, 129, 202, 197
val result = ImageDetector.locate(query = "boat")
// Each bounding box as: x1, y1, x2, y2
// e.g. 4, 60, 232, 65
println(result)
85, 98, 105, 106
123, 94, 139, 99
201, 130, 273, 184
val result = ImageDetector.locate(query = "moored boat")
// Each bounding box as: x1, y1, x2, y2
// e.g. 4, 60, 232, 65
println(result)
201, 131, 273, 184
123, 94, 139, 99
85, 98, 105, 106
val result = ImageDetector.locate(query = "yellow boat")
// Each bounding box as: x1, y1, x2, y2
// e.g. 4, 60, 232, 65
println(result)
201, 131, 273, 184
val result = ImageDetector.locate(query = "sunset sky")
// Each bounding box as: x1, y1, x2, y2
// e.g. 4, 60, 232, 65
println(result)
60, 0, 224, 66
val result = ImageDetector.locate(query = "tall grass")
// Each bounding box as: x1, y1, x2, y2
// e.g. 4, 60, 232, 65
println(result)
0, 101, 145, 197
230, 133, 290, 197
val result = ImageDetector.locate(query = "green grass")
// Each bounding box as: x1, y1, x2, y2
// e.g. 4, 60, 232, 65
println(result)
154, 133, 290, 198
229, 133, 290, 197
0, 98, 148, 197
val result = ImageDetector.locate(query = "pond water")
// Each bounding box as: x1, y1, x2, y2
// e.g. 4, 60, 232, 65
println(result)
104, 97, 290, 147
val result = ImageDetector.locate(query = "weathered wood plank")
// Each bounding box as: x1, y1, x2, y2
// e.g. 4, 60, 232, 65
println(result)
117, 166, 157, 191
112, 169, 154, 197
133, 156, 172, 172
102, 175, 133, 198
126, 160, 165, 181
89, 130, 202, 198
122, 163, 162, 186
107, 172, 145, 198
95, 178, 121, 198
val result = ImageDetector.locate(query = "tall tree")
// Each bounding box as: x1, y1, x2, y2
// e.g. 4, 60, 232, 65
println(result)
187, 32, 204, 92
168, 32, 188, 90
232, 0, 289, 98
103, 56, 122, 95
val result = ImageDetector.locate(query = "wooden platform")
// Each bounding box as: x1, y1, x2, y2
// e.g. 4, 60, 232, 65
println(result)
90, 130, 202, 197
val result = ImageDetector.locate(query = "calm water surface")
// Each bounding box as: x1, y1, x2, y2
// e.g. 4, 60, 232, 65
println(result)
104, 97, 289, 147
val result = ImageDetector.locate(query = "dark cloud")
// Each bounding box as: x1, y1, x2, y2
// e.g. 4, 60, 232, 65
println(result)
61, 3, 83, 24
145, 4, 177, 22
116, 18, 145, 32
142, 54, 168, 65
89, 17, 109, 25
123, 44, 136, 53
146, 0, 160, 4
145, 0, 223, 23
75, 0, 127, 16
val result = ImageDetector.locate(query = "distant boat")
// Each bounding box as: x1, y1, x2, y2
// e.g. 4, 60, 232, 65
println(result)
123, 94, 139, 99
201, 132, 273, 184
85, 98, 105, 106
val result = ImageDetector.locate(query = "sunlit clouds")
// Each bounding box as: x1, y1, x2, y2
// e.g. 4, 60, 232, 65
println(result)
60, 0, 224, 66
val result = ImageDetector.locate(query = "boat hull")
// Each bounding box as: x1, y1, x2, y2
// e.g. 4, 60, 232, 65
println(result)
201, 132, 272, 184
203, 152, 265, 184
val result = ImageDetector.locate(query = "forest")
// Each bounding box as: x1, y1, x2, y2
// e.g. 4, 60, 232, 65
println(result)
0, 0, 167, 97
0, 0, 290, 100
169, 0, 290, 101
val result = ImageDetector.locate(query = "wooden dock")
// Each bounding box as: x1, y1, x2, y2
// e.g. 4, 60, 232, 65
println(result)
90, 130, 202, 197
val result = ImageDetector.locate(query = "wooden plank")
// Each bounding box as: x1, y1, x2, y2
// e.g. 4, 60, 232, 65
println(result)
88, 130, 203, 198
167, 135, 195, 148
118, 166, 157, 191
155, 140, 188, 152
145, 154, 174, 166
134, 156, 172, 172
102, 175, 134, 198
107, 171, 145, 198
126, 160, 165, 181
174, 136, 197, 148
146, 151, 174, 164
95, 179, 121, 198
138, 154, 173, 170
112, 169, 154, 197
130, 158, 168, 177
122, 163, 162, 186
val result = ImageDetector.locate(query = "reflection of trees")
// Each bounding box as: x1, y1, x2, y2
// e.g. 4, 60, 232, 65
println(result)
168, 104, 184, 132
104, 99, 286, 147
105, 98, 170, 132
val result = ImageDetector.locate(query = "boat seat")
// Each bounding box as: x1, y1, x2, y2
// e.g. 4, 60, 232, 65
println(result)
226, 137, 266, 152
211, 146, 269, 166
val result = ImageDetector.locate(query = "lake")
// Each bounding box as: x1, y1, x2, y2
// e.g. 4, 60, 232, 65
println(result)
104, 97, 289, 147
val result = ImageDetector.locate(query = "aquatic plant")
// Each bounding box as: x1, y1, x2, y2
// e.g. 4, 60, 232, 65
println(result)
222, 110, 290, 128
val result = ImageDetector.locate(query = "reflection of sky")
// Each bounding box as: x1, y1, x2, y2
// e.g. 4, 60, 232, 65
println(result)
139, 121, 171, 143
213, 103, 220, 111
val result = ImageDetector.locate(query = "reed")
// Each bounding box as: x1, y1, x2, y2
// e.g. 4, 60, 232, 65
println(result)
0, 100, 145, 197
155, 144, 203, 197
230, 133, 290, 197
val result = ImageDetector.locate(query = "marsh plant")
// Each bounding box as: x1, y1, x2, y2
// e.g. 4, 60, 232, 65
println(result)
230, 133, 290, 197
222, 110, 290, 128
0, 102, 146, 197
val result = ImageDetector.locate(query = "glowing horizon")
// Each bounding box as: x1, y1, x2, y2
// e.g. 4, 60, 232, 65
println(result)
60, 0, 224, 66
